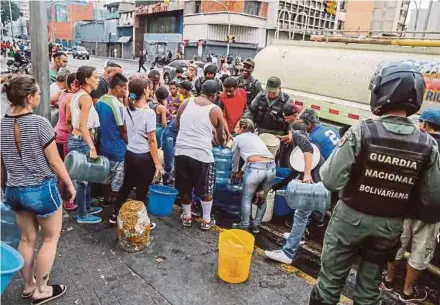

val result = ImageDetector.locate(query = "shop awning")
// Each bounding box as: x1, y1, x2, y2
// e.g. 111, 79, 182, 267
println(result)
118, 36, 132, 43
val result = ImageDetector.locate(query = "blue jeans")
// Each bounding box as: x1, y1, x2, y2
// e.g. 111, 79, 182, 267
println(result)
5, 178, 62, 218
161, 130, 177, 184
283, 209, 313, 259
241, 161, 276, 227
156, 126, 164, 149
68, 135, 91, 218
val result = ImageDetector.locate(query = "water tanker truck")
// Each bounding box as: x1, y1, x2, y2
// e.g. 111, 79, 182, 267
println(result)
253, 40, 440, 128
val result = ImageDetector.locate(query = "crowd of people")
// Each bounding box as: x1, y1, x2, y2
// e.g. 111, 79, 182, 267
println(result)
1, 49, 440, 305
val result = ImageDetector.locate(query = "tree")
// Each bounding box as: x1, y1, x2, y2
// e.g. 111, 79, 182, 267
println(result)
1, 1, 21, 26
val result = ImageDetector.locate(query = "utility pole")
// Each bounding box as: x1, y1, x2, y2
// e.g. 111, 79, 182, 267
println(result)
412, 0, 421, 38
29, 1, 50, 120
421, 0, 434, 38
8, 0, 14, 39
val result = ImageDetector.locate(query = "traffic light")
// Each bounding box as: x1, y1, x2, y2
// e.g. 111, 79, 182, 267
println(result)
324, 0, 337, 16
227, 35, 235, 43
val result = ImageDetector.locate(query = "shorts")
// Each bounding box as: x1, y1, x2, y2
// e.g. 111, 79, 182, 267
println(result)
175, 155, 215, 197
103, 161, 125, 192
4, 178, 63, 218
395, 218, 440, 270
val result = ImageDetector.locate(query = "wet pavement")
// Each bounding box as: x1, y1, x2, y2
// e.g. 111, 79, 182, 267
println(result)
2, 200, 440, 305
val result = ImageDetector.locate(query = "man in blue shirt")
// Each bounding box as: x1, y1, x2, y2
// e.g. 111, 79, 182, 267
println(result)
96, 73, 128, 213
300, 109, 340, 160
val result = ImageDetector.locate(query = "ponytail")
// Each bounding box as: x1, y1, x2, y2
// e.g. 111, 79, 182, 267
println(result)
127, 92, 137, 111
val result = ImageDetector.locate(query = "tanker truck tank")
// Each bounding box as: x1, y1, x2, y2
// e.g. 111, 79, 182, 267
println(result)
253, 40, 440, 127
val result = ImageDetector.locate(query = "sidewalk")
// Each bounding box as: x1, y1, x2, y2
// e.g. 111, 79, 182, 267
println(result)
1, 208, 314, 305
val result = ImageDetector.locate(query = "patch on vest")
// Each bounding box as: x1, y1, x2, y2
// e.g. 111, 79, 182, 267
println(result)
369, 153, 418, 170
359, 184, 409, 200
338, 130, 352, 147
364, 169, 415, 185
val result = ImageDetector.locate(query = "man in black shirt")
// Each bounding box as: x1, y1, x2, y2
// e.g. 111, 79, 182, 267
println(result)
91, 61, 122, 102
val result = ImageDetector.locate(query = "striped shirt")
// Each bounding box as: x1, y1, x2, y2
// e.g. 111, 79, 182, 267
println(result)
1, 113, 57, 187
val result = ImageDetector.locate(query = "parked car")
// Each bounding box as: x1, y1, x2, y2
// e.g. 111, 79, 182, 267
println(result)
162, 60, 189, 84
72, 46, 90, 60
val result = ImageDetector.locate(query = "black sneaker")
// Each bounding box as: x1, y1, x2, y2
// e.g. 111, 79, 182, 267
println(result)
379, 274, 393, 292
232, 223, 249, 230
398, 287, 427, 303
109, 214, 117, 224
251, 225, 260, 234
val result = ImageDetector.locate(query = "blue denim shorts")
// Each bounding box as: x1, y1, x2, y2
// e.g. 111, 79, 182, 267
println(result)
4, 178, 63, 218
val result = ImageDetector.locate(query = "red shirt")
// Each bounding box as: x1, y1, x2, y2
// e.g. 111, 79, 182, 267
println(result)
219, 88, 247, 134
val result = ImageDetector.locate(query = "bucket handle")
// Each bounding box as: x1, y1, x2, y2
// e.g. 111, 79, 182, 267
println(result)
220, 229, 253, 254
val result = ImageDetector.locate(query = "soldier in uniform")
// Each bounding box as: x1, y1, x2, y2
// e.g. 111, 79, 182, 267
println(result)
309, 62, 440, 305
194, 64, 223, 97
246, 76, 292, 136
236, 58, 262, 106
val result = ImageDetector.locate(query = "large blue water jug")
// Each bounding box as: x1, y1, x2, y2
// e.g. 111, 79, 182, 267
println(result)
224, 182, 242, 216
273, 170, 294, 217
0, 202, 20, 249
285, 180, 331, 212
213, 147, 233, 181
64, 150, 111, 183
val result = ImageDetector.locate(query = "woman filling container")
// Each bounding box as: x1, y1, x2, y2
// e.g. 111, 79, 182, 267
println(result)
1, 75, 76, 304
110, 77, 165, 224
68, 66, 102, 224
231, 119, 276, 233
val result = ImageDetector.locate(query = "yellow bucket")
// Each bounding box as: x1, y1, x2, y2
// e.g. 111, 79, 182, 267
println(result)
217, 229, 255, 284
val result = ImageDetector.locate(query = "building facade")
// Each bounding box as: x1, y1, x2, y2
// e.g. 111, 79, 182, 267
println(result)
183, 0, 270, 60
344, 0, 410, 36
407, 2, 440, 39
134, 1, 184, 57
47, 0, 95, 48
77, 1, 135, 58
273, 0, 346, 40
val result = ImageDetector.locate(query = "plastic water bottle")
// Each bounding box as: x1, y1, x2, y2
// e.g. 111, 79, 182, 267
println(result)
64, 150, 110, 183
285, 180, 331, 212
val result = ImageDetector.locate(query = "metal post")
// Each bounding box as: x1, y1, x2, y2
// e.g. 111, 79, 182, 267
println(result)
29, 1, 50, 120
412, 0, 421, 37
94, 2, 98, 55
213, 0, 231, 55
421, 0, 434, 38
8, 0, 14, 38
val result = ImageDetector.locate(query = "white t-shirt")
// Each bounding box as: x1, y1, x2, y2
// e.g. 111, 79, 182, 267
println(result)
231, 132, 275, 172
123, 106, 156, 154
50, 82, 62, 97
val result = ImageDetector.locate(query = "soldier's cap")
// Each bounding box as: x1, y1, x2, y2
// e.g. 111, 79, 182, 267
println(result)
300, 108, 320, 124
420, 108, 440, 126
283, 103, 302, 116
266, 76, 281, 93
243, 58, 255, 68
201, 80, 220, 96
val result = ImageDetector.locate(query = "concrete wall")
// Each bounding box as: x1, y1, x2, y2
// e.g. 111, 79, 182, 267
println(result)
343, 1, 375, 35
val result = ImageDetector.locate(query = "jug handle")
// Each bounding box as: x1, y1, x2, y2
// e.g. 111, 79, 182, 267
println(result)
87, 155, 100, 163
220, 229, 253, 254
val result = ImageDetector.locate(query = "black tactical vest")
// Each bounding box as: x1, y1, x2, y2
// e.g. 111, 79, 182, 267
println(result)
237, 76, 258, 106
254, 92, 289, 132
340, 119, 432, 218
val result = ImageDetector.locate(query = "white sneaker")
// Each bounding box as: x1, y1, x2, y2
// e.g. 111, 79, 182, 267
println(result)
282, 233, 306, 246
264, 249, 293, 264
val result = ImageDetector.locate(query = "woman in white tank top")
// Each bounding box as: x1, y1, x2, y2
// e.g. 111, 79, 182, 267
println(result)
67, 66, 102, 224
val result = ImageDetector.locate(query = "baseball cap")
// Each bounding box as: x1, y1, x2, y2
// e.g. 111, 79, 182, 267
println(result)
420, 108, 440, 125
300, 108, 320, 124
201, 80, 220, 95
266, 76, 281, 93
243, 58, 255, 68
283, 103, 302, 116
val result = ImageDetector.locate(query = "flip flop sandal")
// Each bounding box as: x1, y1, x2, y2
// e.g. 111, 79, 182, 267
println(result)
21, 286, 36, 299
31, 285, 67, 305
